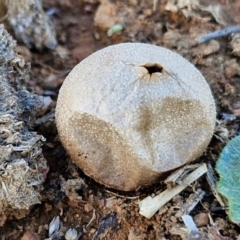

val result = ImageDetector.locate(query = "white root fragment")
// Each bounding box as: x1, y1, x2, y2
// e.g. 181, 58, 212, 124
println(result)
182, 215, 199, 234
176, 190, 206, 239
164, 164, 200, 185
86, 209, 96, 228
183, 188, 205, 215
153, 0, 158, 11
205, 164, 226, 207
139, 163, 208, 219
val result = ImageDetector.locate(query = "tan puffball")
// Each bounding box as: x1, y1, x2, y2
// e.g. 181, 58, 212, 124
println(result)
56, 43, 216, 191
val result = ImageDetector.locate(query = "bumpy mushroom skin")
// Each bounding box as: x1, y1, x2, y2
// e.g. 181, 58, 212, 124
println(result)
56, 43, 216, 191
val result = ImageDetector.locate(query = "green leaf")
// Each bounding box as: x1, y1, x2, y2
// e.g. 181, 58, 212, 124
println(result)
216, 136, 240, 223
107, 24, 123, 37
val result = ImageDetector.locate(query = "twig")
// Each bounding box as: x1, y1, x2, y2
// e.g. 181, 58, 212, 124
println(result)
86, 209, 96, 228
105, 189, 139, 200
205, 164, 226, 207
139, 163, 208, 219
35, 110, 55, 126
12, 135, 45, 153
198, 25, 240, 43
153, 0, 158, 11
164, 164, 200, 185
183, 188, 205, 215
1, 181, 9, 198
34, 60, 70, 74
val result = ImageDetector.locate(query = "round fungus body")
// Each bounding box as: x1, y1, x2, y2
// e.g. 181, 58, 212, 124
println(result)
56, 43, 216, 191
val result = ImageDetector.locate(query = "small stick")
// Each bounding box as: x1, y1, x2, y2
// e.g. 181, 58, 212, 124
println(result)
198, 25, 240, 43
182, 215, 199, 234
139, 163, 208, 219
153, 0, 158, 11
105, 189, 139, 200
183, 188, 205, 215
35, 110, 55, 126
205, 164, 226, 207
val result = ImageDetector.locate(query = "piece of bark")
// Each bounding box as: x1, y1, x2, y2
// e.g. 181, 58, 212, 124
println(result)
0, 24, 47, 226
0, 0, 57, 49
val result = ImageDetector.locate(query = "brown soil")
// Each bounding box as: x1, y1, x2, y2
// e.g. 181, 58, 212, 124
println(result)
1, 0, 240, 239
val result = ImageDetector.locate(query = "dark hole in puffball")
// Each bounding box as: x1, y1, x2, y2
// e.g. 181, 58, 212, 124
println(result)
143, 63, 163, 75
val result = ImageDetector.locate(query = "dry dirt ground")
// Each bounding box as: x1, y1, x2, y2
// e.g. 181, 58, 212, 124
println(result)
1, 0, 240, 239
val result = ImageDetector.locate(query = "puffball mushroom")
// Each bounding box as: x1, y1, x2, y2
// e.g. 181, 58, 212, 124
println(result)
56, 43, 216, 191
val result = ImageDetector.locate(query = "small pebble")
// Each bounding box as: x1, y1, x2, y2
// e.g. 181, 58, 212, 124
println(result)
21, 231, 40, 240
84, 203, 93, 212
89, 228, 96, 234
194, 213, 209, 227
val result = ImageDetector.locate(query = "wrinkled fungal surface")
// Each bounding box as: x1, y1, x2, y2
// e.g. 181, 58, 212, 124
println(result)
0, 24, 47, 226
56, 43, 216, 191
